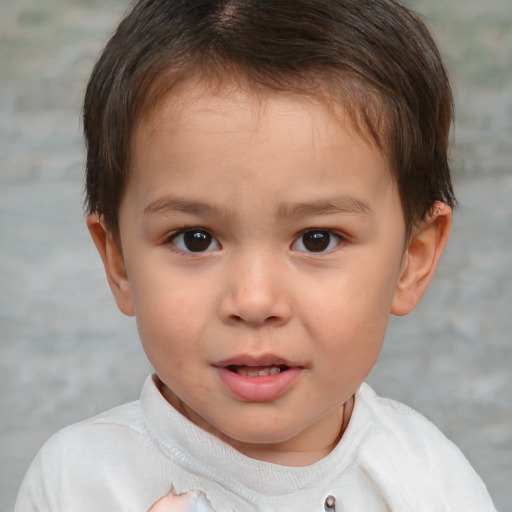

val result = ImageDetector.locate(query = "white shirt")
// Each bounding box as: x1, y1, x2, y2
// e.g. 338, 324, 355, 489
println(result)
15, 375, 496, 512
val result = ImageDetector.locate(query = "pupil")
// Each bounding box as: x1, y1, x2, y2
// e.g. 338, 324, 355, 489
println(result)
303, 230, 330, 252
183, 230, 211, 252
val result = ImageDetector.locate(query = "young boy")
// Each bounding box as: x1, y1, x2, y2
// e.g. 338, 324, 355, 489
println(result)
16, 0, 496, 510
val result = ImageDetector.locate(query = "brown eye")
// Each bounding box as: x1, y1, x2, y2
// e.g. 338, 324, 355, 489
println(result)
171, 229, 220, 253
293, 230, 341, 253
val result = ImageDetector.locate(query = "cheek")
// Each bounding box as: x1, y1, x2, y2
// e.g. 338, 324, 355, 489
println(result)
308, 268, 396, 328
130, 260, 211, 320
302, 264, 397, 362
130, 276, 213, 359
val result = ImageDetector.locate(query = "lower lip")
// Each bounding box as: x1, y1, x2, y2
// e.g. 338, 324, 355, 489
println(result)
216, 367, 302, 402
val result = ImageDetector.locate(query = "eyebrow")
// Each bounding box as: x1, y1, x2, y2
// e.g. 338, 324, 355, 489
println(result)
277, 195, 373, 218
144, 197, 229, 217
144, 195, 372, 218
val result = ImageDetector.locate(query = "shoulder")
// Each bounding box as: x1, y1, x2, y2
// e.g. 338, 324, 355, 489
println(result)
15, 400, 165, 511
40, 399, 147, 459
350, 383, 496, 510
356, 383, 450, 448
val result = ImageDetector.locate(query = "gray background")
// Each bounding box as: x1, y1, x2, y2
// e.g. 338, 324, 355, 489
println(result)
0, 0, 510, 510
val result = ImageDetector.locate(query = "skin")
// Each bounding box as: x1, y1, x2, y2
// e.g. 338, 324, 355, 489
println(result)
149, 494, 192, 512
88, 82, 452, 510
149, 492, 213, 512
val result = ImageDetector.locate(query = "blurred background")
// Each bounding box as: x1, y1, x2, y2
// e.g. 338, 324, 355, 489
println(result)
0, 0, 510, 510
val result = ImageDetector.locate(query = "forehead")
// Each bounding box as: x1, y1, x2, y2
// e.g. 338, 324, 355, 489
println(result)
136, 78, 388, 163
133, 83, 387, 178
125, 83, 399, 224
138, 73, 388, 146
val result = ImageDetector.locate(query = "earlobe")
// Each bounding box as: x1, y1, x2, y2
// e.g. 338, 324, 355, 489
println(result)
86, 213, 135, 317
391, 202, 452, 316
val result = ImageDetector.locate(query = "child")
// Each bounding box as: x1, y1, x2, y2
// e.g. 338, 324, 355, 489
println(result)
16, 0, 496, 510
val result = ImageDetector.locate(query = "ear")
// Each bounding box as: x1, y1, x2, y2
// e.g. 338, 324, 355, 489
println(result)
87, 213, 134, 317
391, 202, 452, 316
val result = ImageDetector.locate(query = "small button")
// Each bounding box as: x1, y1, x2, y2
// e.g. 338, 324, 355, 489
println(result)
324, 495, 336, 511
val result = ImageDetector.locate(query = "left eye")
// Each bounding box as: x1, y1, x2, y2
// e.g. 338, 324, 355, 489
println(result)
292, 229, 342, 253
170, 228, 221, 253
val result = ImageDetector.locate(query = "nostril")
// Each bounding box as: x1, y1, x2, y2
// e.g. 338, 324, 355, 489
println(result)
229, 313, 282, 326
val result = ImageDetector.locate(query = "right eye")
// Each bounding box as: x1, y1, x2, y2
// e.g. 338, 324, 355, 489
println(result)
169, 228, 220, 253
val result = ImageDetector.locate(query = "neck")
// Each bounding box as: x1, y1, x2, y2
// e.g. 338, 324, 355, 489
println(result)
226, 395, 355, 467
156, 376, 355, 467
230, 439, 339, 466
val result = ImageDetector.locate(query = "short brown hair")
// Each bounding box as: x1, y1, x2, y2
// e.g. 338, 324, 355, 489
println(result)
84, 0, 455, 238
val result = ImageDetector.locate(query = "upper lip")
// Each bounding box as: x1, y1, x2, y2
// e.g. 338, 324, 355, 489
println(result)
213, 354, 302, 369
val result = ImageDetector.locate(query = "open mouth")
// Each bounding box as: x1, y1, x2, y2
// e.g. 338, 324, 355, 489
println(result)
217, 360, 300, 401
226, 364, 290, 377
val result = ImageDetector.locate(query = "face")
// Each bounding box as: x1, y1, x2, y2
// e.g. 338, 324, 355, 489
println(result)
113, 84, 410, 459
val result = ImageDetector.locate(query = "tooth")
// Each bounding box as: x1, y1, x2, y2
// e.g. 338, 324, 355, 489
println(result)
234, 365, 284, 377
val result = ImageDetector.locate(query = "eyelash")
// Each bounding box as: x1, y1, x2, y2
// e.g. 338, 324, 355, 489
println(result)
165, 227, 344, 254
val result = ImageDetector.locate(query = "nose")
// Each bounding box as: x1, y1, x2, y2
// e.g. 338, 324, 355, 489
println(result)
218, 250, 292, 328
